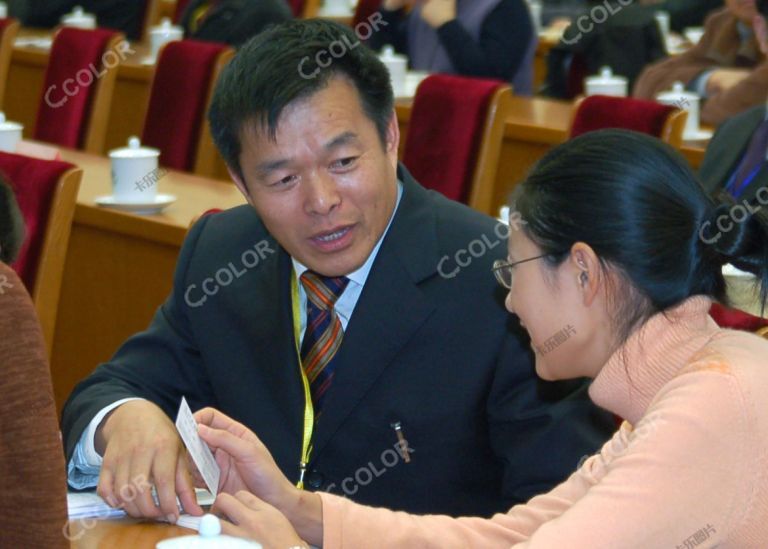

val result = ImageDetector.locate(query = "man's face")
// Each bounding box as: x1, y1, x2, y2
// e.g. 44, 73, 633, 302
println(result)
231, 76, 400, 277
726, 0, 760, 24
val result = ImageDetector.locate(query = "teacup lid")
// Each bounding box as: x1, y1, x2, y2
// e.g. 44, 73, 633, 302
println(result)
109, 136, 160, 159
63, 5, 96, 22
151, 17, 182, 33
585, 66, 627, 84
156, 515, 262, 549
656, 81, 699, 102
0, 112, 23, 131
380, 45, 406, 62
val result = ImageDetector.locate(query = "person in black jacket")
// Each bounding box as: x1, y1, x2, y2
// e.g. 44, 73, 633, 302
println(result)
61, 19, 614, 523
7, 0, 146, 40
180, 0, 292, 47
368, 0, 535, 92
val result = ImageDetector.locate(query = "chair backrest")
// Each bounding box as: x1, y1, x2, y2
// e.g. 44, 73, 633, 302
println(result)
1, 152, 82, 354
353, 0, 381, 27
569, 95, 687, 146
140, 0, 162, 39
34, 27, 124, 154
0, 18, 19, 109
288, 0, 320, 18
710, 303, 768, 332
174, 0, 193, 22
402, 74, 509, 205
141, 40, 234, 174
0, 262, 68, 548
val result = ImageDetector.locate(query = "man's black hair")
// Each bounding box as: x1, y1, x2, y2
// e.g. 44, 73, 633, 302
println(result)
208, 18, 394, 179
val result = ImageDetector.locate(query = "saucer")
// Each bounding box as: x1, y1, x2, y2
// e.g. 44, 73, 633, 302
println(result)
684, 128, 713, 141
95, 193, 176, 214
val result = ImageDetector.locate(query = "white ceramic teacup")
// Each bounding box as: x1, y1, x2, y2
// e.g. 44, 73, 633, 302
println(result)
584, 66, 628, 97
323, 0, 350, 15
61, 6, 97, 29
149, 18, 184, 62
109, 137, 161, 203
0, 3, 8, 18
656, 81, 700, 139
0, 112, 23, 153
684, 27, 705, 45
379, 45, 407, 97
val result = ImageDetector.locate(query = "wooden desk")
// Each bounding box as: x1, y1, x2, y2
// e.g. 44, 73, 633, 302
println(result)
397, 96, 708, 217
68, 517, 192, 548
51, 147, 245, 414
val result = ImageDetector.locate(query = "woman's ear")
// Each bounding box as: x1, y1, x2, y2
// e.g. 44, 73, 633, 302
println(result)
569, 242, 601, 306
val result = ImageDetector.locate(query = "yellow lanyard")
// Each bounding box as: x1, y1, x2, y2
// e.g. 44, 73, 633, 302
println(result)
291, 271, 314, 490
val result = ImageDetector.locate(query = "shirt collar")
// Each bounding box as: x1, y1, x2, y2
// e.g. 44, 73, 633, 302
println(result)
291, 181, 403, 287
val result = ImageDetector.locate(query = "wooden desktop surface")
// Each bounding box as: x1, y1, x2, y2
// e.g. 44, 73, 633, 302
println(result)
50, 147, 245, 414
68, 517, 193, 548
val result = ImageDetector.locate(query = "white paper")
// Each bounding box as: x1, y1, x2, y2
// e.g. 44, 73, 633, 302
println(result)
67, 488, 215, 520
175, 397, 220, 497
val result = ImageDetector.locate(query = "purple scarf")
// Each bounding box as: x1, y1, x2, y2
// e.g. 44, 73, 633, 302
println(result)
406, 0, 535, 94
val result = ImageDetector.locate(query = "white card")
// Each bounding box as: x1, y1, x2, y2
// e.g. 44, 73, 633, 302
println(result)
175, 397, 220, 497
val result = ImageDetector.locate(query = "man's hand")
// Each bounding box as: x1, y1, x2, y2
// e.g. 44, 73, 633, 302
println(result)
381, 0, 413, 11
213, 491, 308, 549
96, 400, 202, 521
420, 0, 457, 28
706, 68, 751, 95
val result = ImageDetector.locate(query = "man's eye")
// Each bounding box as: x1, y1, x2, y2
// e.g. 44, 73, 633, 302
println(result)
331, 157, 358, 170
272, 175, 297, 187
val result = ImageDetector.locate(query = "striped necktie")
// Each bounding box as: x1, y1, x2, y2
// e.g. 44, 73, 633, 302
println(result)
299, 271, 350, 417
726, 118, 768, 199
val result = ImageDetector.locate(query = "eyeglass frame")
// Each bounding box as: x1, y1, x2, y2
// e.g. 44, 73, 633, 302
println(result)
492, 254, 552, 289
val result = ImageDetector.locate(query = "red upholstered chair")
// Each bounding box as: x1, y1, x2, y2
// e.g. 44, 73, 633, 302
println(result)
569, 95, 687, 147
709, 303, 768, 332
0, 18, 20, 108
33, 27, 124, 154
402, 74, 513, 209
289, 0, 320, 17
0, 152, 82, 355
141, 40, 234, 176
353, 0, 381, 27
174, 0, 193, 22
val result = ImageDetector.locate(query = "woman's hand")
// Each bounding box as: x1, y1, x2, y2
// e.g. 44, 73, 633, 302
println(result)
214, 491, 308, 549
193, 408, 325, 545
420, 0, 457, 28
193, 408, 298, 510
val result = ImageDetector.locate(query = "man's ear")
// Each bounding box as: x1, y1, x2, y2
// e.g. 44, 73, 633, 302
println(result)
755, 14, 768, 55
385, 110, 400, 163
228, 168, 254, 207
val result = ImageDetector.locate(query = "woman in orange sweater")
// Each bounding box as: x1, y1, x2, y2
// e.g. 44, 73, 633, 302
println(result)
194, 129, 768, 548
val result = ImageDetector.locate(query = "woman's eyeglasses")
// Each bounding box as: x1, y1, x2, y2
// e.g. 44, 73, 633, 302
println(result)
492, 255, 550, 289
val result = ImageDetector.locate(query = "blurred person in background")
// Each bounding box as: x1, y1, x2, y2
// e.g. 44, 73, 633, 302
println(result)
8, 0, 146, 40
368, 0, 536, 93
634, 0, 768, 126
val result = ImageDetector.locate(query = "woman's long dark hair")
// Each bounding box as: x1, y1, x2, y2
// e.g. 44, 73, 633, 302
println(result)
513, 129, 768, 341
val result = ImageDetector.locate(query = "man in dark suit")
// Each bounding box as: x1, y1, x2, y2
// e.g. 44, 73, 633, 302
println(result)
700, 103, 768, 203
61, 19, 614, 523
699, 18, 768, 201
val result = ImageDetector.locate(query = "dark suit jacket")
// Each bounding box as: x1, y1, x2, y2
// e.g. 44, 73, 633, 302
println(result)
180, 0, 292, 48
700, 104, 767, 203
62, 166, 614, 517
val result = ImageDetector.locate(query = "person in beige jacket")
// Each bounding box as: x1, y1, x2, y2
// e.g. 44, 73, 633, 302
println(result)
189, 130, 768, 548
634, 0, 768, 126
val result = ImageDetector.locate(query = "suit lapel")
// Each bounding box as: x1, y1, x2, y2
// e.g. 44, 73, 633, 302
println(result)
233, 246, 305, 441
702, 111, 764, 197
310, 166, 439, 455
